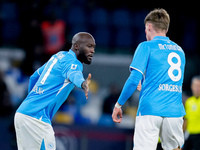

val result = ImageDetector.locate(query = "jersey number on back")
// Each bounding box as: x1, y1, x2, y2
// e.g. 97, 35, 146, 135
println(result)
41, 57, 58, 84
167, 52, 181, 82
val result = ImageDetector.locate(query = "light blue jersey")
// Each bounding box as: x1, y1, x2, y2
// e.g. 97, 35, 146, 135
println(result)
130, 36, 186, 117
17, 50, 85, 124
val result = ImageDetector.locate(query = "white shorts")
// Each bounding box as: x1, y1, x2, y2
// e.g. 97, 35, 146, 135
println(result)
14, 112, 56, 150
133, 115, 184, 150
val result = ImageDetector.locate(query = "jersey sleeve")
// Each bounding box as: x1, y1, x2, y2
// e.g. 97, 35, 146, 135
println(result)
117, 69, 143, 105
62, 60, 83, 78
130, 42, 150, 75
62, 60, 85, 88
28, 62, 47, 92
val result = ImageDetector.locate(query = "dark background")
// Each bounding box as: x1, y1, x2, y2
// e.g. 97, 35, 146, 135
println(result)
0, 0, 199, 149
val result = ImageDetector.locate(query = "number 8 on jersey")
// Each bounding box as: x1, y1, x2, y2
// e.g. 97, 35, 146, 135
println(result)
167, 52, 181, 82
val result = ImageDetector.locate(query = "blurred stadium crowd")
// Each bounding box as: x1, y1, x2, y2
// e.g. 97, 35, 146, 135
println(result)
0, 0, 200, 149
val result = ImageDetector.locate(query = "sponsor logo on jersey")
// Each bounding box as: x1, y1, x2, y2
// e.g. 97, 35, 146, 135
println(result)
32, 85, 44, 94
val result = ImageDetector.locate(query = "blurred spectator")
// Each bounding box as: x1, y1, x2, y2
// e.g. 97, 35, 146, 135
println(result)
0, 70, 13, 117
0, 70, 15, 150
4, 61, 29, 107
102, 84, 120, 114
41, 12, 66, 57
98, 84, 120, 126
54, 94, 77, 125
54, 88, 91, 125
183, 75, 200, 150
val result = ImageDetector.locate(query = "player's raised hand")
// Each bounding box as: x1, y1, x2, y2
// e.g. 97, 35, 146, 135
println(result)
81, 73, 91, 99
112, 105, 123, 123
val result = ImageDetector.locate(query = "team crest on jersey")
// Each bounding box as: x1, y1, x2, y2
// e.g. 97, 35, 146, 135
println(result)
71, 64, 77, 69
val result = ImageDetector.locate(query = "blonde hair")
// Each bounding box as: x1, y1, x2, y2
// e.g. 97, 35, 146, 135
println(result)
144, 8, 170, 32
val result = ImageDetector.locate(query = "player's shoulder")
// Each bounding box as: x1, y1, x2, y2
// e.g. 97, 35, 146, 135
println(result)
55, 51, 75, 61
136, 41, 150, 50
138, 40, 158, 48
54, 51, 66, 60
135, 41, 156, 54
138, 41, 149, 46
56, 51, 83, 68
55, 51, 73, 59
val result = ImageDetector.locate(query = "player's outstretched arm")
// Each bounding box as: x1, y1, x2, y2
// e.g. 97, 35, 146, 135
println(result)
112, 69, 142, 123
81, 73, 91, 99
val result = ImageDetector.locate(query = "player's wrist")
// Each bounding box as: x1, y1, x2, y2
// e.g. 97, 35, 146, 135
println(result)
115, 102, 122, 108
81, 80, 86, 89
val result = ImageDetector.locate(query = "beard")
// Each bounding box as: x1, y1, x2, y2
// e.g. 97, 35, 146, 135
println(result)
77, 51, 91, 65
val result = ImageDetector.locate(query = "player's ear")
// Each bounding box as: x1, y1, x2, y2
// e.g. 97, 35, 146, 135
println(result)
74, 43, 79, 51
148, 23, 152, 31
145, 22, 151, 31
165, 29, 168, 34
